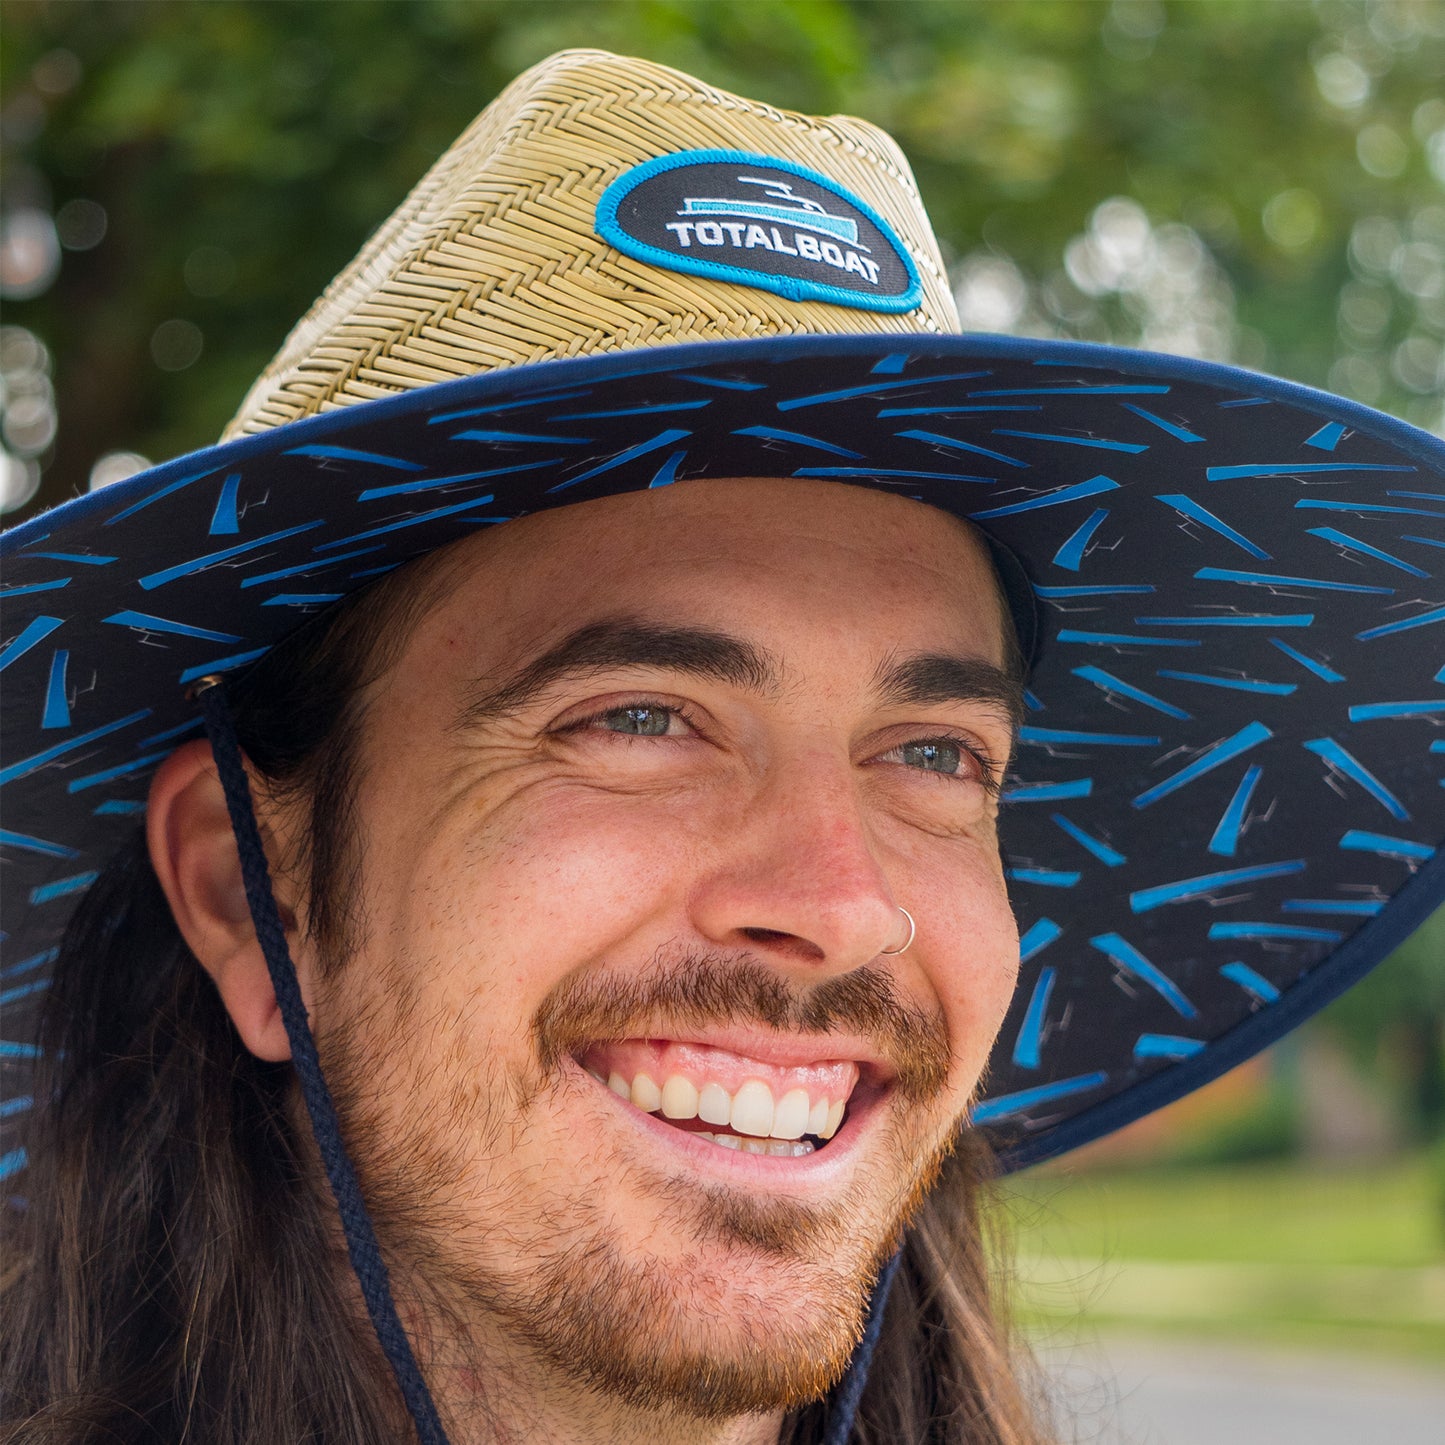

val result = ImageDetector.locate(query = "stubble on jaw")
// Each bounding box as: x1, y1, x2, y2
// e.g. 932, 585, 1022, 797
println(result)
497, 949, 960, 1415
318, 947, 963, 1420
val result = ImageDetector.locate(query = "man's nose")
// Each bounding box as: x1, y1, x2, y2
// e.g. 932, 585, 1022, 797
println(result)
686, 754, 905, 974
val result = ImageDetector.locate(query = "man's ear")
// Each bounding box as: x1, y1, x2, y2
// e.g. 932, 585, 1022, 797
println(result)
146, 738, 300, 1062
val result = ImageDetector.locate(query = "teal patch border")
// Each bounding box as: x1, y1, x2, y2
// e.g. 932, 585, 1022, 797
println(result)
595, 149, 924, 314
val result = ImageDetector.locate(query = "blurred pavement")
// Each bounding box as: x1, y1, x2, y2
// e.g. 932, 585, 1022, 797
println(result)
1040, 1335, 1445, 1444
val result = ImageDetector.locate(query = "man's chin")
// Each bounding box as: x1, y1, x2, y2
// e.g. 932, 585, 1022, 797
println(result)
461, 1096, 953, 1419
501, 1231, 880, 1419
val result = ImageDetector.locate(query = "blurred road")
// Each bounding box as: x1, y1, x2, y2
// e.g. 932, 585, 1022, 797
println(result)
1040, 1335, 1445, 1444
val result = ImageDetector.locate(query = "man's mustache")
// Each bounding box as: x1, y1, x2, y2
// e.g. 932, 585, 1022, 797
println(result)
533, 952, 951, 1102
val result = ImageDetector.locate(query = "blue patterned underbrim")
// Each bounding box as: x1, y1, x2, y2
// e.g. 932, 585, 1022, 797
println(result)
2, 333, 1443, 1177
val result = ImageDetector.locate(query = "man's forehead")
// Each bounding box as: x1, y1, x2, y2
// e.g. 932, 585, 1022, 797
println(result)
490, 475, 982, 555
402, 478, 1012, 682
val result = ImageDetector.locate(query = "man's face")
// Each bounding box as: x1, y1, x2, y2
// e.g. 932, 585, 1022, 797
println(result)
296, 478, 1021, 1418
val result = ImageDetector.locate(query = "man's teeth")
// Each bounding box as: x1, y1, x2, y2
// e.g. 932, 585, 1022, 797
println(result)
696, 1132, 815, 1157
603, 1070, 846, 1141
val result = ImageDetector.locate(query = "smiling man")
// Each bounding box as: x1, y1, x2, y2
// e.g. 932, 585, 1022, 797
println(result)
3, 49, 1442, 1445
145, 480, 1026, 1439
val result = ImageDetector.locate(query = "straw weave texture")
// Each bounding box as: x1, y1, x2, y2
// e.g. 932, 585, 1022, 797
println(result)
226, 50, 959, 436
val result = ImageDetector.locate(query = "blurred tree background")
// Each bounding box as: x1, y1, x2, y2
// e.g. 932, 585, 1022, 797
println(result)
3, 0, 1443, 513
1, 0, 1441, 1156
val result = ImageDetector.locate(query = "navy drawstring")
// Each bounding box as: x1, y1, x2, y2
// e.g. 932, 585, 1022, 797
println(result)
823, 1248, 901, 1444
195, 680, 451, 1445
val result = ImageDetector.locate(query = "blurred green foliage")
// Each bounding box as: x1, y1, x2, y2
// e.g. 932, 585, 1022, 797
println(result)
2, 0, 1442, 515
1322, 905, 1445, 1142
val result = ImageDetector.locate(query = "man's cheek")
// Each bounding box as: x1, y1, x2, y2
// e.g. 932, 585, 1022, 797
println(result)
931, 899, 1019, 1088
447, 793, 705, 952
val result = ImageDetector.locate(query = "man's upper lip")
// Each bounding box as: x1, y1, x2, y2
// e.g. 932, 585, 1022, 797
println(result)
575, 1026, 897, 1082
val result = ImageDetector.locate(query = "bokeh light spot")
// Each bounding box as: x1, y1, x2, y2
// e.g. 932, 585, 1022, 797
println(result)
150, 319, 204, 372
56, 199, 108, 252
1263, 190, 1323, 251
1357, 123, 1409, 179
0, 209, 61, 299
31, 48, 82, 98
89, 450, 152, 491
183, 245, 237, 298
1314, 53, 1370, 110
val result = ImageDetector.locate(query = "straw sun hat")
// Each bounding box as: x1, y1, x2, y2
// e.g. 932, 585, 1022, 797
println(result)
3, 49, 1443, 1183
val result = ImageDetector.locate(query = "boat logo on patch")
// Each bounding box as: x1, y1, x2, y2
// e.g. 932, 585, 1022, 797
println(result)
596, 149, 923, 313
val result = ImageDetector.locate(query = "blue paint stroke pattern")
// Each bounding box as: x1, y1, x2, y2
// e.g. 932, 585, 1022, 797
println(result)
1089, 933, 1198, 1018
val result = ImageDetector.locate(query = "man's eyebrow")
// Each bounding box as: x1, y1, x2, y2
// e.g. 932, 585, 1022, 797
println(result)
871, 652, 1026, 742
454, 619, 785, 729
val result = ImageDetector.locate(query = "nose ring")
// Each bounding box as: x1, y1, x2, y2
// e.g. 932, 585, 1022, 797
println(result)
879, 906, 915, 956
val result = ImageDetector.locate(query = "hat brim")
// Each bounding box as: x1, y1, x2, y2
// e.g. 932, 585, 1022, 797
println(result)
3, 333, 1443, 1174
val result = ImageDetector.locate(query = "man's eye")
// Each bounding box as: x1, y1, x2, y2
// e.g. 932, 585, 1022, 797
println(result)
880, 736, 1003, 787
596, 705, 676, 736
891, 738, 966, 775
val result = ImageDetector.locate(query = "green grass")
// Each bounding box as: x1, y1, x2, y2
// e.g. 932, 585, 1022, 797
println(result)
991, 1155, 1445, 1361
998, 1156, 1444, 1268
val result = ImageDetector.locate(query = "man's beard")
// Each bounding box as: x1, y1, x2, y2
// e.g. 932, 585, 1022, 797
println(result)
319, 948, 958, 1421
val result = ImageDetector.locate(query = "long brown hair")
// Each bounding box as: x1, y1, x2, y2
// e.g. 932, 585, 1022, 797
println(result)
1, 554, 1050, 1445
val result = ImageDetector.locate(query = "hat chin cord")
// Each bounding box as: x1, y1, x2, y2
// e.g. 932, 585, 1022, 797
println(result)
823, 1250, 899, 1445
194, 680, 451, 1445
194, 678, 888, 1444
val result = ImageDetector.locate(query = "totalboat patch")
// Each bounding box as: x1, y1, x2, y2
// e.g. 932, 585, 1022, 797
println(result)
596, 149, 923, 313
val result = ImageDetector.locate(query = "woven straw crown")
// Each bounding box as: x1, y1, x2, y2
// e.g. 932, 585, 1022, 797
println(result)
226, 49, 959, 437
